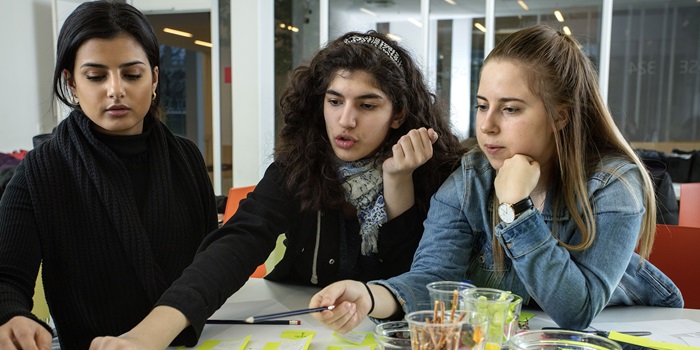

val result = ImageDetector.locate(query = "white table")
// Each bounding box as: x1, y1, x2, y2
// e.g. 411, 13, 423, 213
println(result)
182, 279, 376, 350
188, 279, 700, 349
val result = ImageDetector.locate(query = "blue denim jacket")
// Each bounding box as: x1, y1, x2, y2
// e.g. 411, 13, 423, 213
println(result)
376, 151, 682, 330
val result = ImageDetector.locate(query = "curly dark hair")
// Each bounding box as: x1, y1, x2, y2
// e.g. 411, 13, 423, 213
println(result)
275, 30, 464, 213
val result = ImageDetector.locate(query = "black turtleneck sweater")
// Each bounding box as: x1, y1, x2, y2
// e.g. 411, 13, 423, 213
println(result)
0, 111, 218, 349
94, 128, 151, 212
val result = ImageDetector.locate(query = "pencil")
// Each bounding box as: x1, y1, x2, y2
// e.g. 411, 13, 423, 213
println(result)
245, 305, 335, 323
206, 319, 301, 325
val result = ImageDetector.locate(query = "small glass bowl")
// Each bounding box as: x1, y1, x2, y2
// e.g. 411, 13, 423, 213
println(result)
374, 321, 412, 350
508, 330, 622, 350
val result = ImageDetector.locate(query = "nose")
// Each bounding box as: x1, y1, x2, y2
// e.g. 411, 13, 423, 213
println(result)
338, 105, 357, 130
478, 109, 498, 134
108, 75, 125, 99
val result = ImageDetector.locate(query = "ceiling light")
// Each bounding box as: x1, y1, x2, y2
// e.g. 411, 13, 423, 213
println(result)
163, 28, 193, 38
359, 7, 377, 16
408, 18, 423, 28
194, 40, 212, 47
562, 26, 572, 35
517, 0, 529, 11
474, 22, 486, 33
445, 0, 456, 5
279, 23, 286, 28
554, 10, 565, 22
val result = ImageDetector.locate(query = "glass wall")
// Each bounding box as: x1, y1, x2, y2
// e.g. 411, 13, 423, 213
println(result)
329, 0, 423, 56
430, 1, 486, 140
274, 0, 320, 136
609, 0, 700, 143
268, 0, 699, 150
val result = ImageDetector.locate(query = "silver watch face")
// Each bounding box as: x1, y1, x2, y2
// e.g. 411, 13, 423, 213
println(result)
498, 203, 515, 223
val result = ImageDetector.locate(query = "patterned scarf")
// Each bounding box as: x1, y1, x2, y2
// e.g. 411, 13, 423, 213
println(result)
338, 158, 387, 255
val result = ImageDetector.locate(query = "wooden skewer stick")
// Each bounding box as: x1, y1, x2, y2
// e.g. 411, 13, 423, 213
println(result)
450, 289, 458, 323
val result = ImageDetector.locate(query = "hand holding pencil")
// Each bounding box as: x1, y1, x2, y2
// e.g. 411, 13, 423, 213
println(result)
308, 280, 378, 334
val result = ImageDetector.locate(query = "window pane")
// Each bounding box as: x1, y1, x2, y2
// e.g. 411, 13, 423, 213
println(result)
429, 0, 487, 140
609, 0, 700, 142
329, 0, 423, 62
431, 1, 603, 139
274, 0, 320, 140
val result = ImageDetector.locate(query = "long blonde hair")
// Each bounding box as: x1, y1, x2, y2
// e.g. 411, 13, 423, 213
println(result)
484, 25, 656, 266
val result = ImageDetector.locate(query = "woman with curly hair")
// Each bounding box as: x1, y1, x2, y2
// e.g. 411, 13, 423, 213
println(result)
90, 30, 464, 349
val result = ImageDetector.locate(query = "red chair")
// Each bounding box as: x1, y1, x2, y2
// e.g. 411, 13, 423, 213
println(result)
678, 183, 700, 228
648, 224, 700, 309
223, 185, 256, 223
223, 186, 266, 278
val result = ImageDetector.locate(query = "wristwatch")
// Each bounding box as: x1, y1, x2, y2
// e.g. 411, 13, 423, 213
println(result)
497, 197, 534, 224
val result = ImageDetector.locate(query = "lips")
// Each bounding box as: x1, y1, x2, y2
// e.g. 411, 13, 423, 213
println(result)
105, 105, 130, 117
335, 135, 357, 149
483, 143, 504, 155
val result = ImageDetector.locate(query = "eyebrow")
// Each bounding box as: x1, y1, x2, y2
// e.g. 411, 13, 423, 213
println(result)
80, 60, 147, 69
476, 95, 526, 104
326, 89, 385, 100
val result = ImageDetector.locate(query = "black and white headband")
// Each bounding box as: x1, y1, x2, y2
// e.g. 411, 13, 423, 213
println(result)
343, 35, 403, 68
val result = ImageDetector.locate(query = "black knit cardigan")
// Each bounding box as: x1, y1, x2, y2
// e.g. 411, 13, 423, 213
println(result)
0, 110, 218, 349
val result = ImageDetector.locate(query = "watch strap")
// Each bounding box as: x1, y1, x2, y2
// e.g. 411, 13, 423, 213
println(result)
511, 196, 534, 216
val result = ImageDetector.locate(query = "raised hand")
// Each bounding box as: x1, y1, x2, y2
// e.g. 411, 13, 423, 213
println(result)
494, 154, 540, 204
382, 127, 438, 176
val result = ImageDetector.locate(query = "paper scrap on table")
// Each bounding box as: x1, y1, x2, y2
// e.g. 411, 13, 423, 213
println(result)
262, 330, 316, 350
173, 335, 250, 350
329, 332, 377, 350
327, 346, 373, 350
333, 332, 370, 345
592, 319, 700, 347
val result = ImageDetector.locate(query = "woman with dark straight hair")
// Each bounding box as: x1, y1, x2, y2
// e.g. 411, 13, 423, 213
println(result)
0, 1, 218, 349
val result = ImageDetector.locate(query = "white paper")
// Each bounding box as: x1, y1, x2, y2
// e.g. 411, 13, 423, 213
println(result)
333, 332, 368, 344
276, 337, 310, 350
591, 319, 700, 347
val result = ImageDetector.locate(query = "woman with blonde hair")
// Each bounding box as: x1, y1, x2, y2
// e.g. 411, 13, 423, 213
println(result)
310, 24, 682, 333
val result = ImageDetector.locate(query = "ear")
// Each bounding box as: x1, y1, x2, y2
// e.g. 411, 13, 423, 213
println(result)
554, 108, 569, 131
64, 70, 76, 95
390, 108, 407, 129
152, 66, 159, 91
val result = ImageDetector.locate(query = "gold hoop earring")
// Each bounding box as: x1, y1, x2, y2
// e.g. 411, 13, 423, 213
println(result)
152, 91, 157, 101
70, 95, 80, 106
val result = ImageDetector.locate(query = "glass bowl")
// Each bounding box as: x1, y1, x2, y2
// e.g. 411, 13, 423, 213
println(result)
374, 321, 412, 350
508, 330, 622, 350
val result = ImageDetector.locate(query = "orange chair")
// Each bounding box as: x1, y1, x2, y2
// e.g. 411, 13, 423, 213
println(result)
648, 224, 700, 309
678, 183, 700, 228
223, 185, 266, 278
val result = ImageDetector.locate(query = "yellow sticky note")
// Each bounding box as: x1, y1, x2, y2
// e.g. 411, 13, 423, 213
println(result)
608, 331, 698, 350
262, 330, 316, 350
194, 335, 251, 350
519, 312, 535, 322
281, 330, 317, 340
